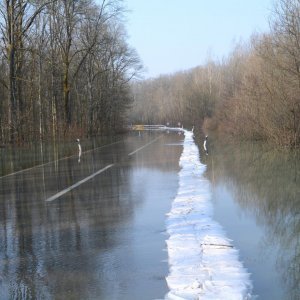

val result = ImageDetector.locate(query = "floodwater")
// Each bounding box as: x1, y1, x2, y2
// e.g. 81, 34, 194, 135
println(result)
199, 135, 300, 300
0, 131, 183, 300
1, 130, 299, 300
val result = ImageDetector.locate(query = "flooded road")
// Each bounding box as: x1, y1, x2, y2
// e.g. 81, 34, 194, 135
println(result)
0, 132, 183, 300
199, 135, 300, 300
1, 130, 299, 300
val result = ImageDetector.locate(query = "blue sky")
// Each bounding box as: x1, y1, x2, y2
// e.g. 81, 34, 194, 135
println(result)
123, 0, 274, 78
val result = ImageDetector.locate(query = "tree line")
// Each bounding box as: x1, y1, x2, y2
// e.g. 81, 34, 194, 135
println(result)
130, 0, 300, 147
0, 0, 142, 144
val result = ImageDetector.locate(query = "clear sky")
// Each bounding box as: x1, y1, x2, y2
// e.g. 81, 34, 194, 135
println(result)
124, 0, 274, 78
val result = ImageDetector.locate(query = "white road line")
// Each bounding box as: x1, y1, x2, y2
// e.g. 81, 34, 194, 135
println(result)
46, 135, 162, 202
128, 136, 162, 156
0, 140, 123, 179
45, 164, 114, 202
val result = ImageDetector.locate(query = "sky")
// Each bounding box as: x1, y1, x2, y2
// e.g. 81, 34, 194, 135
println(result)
123, 0, 274, 78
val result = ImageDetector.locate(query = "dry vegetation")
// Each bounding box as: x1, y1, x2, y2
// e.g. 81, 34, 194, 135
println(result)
130, 0, 300, 147
0, 0, 142, 144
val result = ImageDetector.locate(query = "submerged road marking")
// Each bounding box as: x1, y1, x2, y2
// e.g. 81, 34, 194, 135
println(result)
45, 164, 114, 202
128, 136, 162, 156
46, 135, 162, 202
0, 140, 123, 179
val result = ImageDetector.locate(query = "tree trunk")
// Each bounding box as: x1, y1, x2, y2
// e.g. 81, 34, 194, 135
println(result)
63, 63, 71, 126
8, 44, 18, 143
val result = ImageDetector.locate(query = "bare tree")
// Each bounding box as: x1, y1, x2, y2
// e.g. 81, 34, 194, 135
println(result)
0, 0, 54, 142
269, 0, 300, 146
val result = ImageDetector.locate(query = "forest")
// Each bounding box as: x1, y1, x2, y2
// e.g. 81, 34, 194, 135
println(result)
130, 0, 300, 147
0, 0, 142, 144
1, 0, 299, 148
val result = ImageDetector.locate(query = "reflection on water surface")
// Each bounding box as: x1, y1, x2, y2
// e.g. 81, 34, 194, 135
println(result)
199, 136, 300, 300
0, 132, 183, 300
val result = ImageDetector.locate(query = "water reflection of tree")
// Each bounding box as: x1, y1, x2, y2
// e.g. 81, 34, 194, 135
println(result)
0, 160, 134, 299
0, 132, 182, 299
200, 137, 300, 299
0, 135, 124, 177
